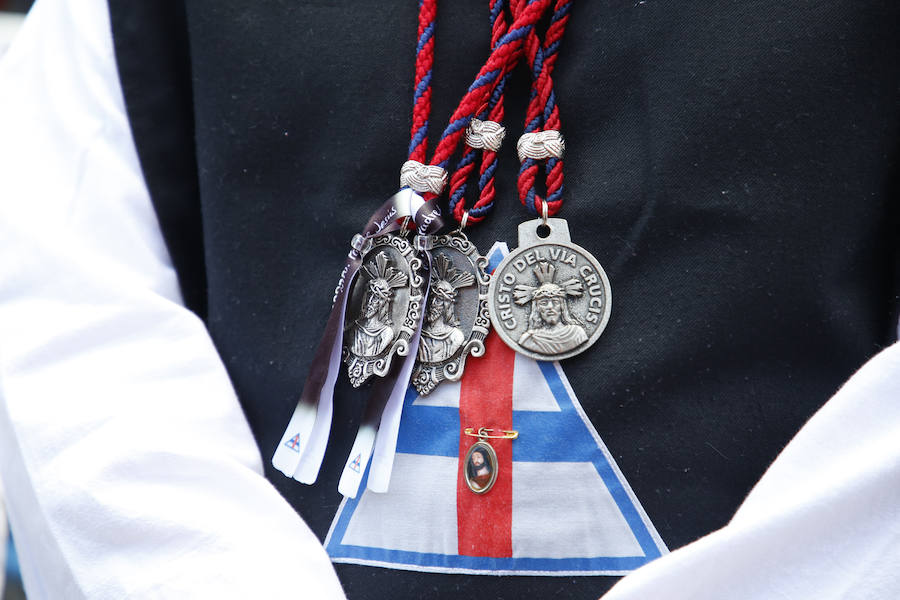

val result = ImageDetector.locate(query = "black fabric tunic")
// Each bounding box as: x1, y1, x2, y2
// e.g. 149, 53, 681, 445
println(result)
107, 1, 899, 598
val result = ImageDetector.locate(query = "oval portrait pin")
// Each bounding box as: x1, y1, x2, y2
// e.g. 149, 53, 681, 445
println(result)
464, 440, 498, 494
488, 218, 611, 361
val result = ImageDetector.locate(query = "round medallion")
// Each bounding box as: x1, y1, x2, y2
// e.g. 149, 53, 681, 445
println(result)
488, 218, 611, 361
463, 440, 498, 494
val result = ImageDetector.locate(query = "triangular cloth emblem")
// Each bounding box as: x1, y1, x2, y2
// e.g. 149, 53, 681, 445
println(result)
324, 243, 667, 576
284, 434, 301, 452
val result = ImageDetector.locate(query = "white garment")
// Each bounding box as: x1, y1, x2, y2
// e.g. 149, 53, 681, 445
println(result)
602, 341, 900, 600
1, 480, 7, 597
0, 1, 344, 598
0, 1, 898, 599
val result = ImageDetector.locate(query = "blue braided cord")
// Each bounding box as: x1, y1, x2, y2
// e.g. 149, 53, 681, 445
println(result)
541, 2, 570, 122
448, 150, 478, 210
498, 23, 533, 48
543, 89, 556, 123
413, 68, 432, 103
444, 115, 475, 140
408, 65, 433, 158
478, 155, 498, 189
415, 21, 435, 54
544, 39, 561, 58
525, 189, 538, 214
550, 1, 572, 25
526, 114, 542, 133
449, 188, 466, 212
469, 201, 493, 218
531, 45, 544, 79
449, 184, 466, 212
490, 0, 505, 27
488, 70, 512, 111
545, 157, 564, 205
408, 119, 429, 157
547, 183, 564, 204
466, 68, 500, 94
457, 148, 478, 168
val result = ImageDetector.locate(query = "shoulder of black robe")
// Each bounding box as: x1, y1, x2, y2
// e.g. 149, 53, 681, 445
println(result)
107, 1, 900, 598
108, 0, 206, 318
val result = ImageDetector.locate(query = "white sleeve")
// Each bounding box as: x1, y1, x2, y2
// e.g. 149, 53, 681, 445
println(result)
0, 1, 345, 598
1, 482, 6, 596
603, 341, 900, 600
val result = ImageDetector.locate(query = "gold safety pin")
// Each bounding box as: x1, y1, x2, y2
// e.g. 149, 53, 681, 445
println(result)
464, 427, 519, 440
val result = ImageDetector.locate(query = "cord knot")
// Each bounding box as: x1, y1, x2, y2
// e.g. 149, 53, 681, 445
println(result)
516, 130, 565, 162
465, 118, 506, 152
400, 160, 448, 195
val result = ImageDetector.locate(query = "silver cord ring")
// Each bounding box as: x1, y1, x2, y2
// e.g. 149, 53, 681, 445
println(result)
459, 210, 469, 232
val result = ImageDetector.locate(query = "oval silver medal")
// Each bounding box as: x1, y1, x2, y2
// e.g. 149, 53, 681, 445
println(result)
411, 233, 490, 395
343, 234, 424, 387
488, 218, 611, 361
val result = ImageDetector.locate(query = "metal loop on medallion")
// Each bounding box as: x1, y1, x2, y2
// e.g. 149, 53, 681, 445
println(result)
414, 234, 434, 252
465, 118, 506, 152
516, 130, 565, 163
350, 233, 373, 256
464, 426, 519, 440
541, 199, 548, 226
400, 160, 448, 195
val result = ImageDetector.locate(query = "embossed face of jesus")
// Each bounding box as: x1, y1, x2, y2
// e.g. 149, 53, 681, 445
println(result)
427, 295, 448, 324
426, 280, 457, 325
536, 296, 562, 326
363, 280, 391, 319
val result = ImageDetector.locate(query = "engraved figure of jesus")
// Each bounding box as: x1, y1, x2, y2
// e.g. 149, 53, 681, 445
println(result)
417, 254, 475, 363
349, 252, 408, 357
514, 261, 588, 355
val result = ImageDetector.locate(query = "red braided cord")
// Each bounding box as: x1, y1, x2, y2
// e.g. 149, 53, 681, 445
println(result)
449, 147, 476, 221
409, 0, 437, 164
448, 0, 514, 225
514, 0, 570, 215
428, 0, 552, 169
470, 0, 513, 223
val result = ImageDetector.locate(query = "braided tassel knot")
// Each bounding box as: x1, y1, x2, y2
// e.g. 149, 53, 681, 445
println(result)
516, 130, 565, 162
400, 160, 448, 195
465, 118, 506, 152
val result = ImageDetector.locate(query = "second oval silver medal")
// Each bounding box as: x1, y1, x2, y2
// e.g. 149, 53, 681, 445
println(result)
411, 232, 491, 395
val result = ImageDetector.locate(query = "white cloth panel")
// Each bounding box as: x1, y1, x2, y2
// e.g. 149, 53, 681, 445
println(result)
341, 453, 459, 555
511, 461, 642, 558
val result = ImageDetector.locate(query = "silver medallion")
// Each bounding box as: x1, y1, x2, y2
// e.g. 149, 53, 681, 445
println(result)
488, 218, 611, 361
343, 235, 424, 387
411, 233, 491, 395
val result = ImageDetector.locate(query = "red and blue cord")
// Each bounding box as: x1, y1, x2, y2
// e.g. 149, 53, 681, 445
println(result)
515, 0, 571, 217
